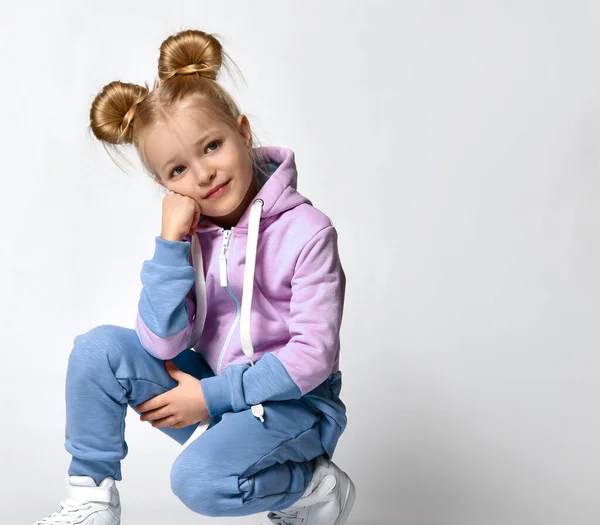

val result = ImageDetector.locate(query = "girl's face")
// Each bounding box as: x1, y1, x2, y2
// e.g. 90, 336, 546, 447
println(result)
141, 103, 256, 229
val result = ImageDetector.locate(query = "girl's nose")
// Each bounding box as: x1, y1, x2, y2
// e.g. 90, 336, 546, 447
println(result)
195, 164, 216, 187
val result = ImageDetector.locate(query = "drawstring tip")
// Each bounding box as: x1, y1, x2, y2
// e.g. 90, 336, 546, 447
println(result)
251, 404, 265, 423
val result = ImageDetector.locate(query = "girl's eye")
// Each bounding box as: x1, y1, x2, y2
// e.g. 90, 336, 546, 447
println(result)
171, 165, 186, 177
206, 140, 221, 153
168, 141, 220, 178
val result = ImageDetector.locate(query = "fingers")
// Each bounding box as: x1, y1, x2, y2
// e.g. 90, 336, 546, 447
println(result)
136, 392, 170, 413
151, 415, 180, 428
162, 190, 201, 239
165, 360, 187, 381
190, 201, 201, 236
140, 404, 174, 422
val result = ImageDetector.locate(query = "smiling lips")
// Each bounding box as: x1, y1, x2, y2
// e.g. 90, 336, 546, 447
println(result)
205, 181, 229, 199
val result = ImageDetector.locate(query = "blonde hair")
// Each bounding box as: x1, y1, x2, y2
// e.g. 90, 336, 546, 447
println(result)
89, 28, 267, 183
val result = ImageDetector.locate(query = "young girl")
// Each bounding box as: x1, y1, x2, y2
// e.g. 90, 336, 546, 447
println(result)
36, 28, 355, 525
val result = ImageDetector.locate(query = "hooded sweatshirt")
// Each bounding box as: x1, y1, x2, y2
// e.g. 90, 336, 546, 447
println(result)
134, 146, 346, 442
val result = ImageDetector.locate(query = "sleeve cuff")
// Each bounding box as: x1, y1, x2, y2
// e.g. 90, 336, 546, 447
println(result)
151, 236, 191, 266
201, 365, 250, 417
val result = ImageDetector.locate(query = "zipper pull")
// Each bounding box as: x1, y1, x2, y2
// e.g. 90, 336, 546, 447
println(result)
220, 229, 231, 287
251, 404, 265, 423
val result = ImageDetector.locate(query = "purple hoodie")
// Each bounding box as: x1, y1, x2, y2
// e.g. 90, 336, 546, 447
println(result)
134, 146, 346, 426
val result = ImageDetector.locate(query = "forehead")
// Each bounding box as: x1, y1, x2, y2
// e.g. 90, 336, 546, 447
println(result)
141, 104, 228, 173
146, 105, 225, 145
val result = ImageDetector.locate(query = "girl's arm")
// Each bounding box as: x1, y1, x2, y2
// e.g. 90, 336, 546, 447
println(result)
199, 225, 345, 417
135, 235, 197, 359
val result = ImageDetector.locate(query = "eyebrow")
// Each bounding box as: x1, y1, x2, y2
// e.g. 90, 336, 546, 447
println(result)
160, 130, 220, 173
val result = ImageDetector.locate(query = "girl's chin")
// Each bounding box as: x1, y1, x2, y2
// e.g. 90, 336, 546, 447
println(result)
204, 195, 242, 218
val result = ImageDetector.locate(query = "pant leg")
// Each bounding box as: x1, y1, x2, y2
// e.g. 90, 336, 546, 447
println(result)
65, 324, 215, 485
169, 397, 330, 517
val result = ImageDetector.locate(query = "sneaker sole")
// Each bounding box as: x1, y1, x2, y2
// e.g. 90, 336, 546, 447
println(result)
335, 471, 356, 525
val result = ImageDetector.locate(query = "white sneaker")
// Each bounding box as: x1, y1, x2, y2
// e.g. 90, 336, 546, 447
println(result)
34, 475, 121, 525
267, 456, 356, 525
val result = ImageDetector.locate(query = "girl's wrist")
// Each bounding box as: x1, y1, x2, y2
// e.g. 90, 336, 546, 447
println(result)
160, 231, 184, 242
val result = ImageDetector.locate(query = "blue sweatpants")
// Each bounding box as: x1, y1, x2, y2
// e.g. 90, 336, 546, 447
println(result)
64, 324, 346, 517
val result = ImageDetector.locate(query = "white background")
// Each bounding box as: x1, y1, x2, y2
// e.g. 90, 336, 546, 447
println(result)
2, 1, 600, 524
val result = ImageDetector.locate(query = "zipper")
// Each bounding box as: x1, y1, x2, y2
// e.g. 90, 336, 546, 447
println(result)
216, 228, 241, 375
213, 200, 267, 424
220, 229, 232, 286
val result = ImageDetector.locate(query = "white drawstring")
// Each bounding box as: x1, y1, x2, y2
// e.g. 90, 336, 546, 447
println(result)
242, 200, 265, 422
188, 233, 206, 350
188, 199, 266, 423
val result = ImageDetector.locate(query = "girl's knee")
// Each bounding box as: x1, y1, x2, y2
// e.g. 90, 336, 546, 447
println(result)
170, 447, 233, 517
69, 324, 139, 371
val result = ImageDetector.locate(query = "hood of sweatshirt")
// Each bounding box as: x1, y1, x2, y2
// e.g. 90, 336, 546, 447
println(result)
194, 146, 311, 232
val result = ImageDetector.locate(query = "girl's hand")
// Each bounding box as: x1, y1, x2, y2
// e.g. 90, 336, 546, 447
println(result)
160, 190, 202, 242
136, 361, 209, 428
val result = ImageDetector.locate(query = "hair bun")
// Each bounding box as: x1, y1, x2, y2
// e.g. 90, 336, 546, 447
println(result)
158, 29, 223, 82
89, 80, 149, 145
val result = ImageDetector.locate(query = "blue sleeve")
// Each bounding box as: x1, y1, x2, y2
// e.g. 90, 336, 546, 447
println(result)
200, 353, 302, 416
137, 236, 195, 338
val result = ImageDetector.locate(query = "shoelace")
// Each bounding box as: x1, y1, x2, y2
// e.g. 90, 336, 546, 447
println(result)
34, 498, 93, 525
266, 474, 337, 524
266, 509, 306, 525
